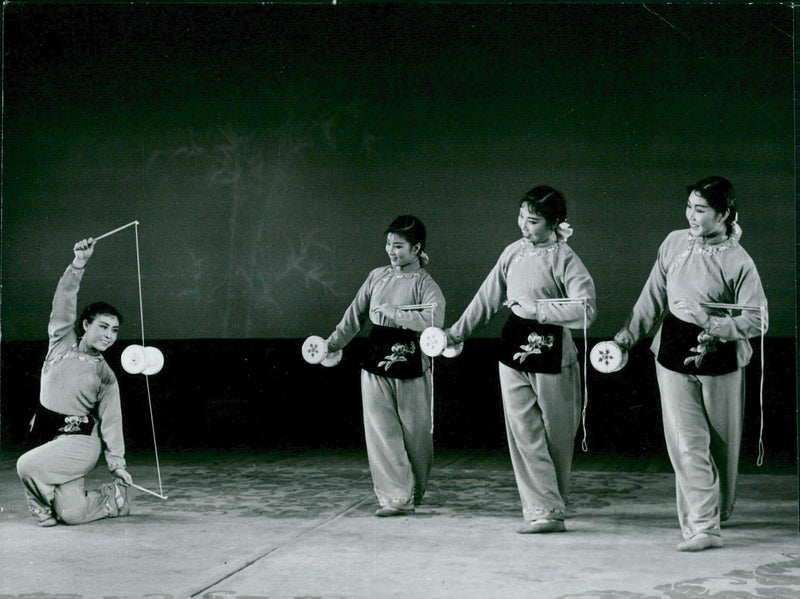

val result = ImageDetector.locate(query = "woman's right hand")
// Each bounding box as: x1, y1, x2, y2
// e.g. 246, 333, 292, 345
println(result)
112, 467, 133, 486
444, 329, 461, 346
613, 328, 634, 351
324, 337, 340, 354
72, 238, 95, 268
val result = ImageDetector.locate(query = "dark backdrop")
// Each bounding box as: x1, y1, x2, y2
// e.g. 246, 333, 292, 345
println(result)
1, 3, 794, 458
2, 337, 795, 468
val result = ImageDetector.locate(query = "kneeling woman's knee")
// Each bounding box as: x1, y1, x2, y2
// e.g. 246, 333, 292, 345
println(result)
16, 453, 38, 480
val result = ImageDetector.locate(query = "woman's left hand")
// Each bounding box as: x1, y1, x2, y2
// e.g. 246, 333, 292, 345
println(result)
504, 297, 538, 319
671, 299, 710, 328
113, 468, 133, 485
371, 304, 396, 320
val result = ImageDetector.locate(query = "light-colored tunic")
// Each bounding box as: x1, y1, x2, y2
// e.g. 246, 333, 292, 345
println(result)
449, 237, 597, 521
624, 228, 767, 366
16, 263, 126, 525
328, 265, 445, 509
622, 227, 768, 539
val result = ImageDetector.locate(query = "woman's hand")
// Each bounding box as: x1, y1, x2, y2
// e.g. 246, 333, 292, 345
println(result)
371, 304, 397, 320
112, 468, 133, 486
671, 299, 710, 328
324, 337, 340, 354
444, 328, 460, 346
72, 238, 96, 268
504, 297, 538, 319
613, 328, 634, 351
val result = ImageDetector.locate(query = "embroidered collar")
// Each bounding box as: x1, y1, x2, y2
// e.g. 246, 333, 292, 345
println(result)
67, 343, 104, 362
668, 228, 741, 277
43, 344, 104, 372
516, 238, 561, 257
687, 231, 739, 255
379, 267, 423, 282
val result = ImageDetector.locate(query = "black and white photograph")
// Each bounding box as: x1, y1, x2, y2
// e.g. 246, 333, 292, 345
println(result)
1, 1, 796, 597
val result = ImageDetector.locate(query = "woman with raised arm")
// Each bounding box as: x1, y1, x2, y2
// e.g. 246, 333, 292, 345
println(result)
17, 238, 133, 526
446, 186, 597, 534
324, 215, 445, 516
614, 176, 768, 551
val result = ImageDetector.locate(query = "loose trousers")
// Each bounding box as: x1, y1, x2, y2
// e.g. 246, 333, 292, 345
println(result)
655, 362, 745, 539
16, 434, 116, 525
361, 369, 433, 509
498, 361, 582, 521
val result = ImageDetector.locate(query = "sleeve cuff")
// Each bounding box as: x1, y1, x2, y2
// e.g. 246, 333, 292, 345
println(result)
705, 316, 723, 335
535, 301, 546, 323
325, 337, 340, 353
107, 459, 126, 472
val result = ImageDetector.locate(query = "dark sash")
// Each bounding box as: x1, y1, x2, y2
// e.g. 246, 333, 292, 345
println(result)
657, 312, 737, 375
499, 313, 563, 374
361, 325, 423, 380
30, 406, 94, 440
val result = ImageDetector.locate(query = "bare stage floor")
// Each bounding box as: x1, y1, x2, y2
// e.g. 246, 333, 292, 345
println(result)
1, 449, 797, 598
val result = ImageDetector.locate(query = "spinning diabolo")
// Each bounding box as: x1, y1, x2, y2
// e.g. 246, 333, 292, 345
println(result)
121, 345, 165, 375
589, 341, 628, 373
420, 327, 464, 358
301, 335, 343, 367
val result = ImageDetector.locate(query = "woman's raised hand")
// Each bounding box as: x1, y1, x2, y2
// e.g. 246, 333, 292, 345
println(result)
72, 238, 96, 268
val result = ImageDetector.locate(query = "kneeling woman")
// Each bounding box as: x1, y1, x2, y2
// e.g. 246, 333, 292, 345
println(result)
446, 186, 597, 533
323, 215, 445, 516
17, 238, 133, 526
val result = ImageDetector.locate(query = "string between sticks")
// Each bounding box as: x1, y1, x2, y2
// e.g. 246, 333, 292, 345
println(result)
133, 224, 164, 496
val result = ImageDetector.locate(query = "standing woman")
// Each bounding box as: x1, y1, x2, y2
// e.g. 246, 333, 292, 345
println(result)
614, 176, 768, 552
445, 186, 597, 533
17, 238, 133, 526
324, 215, 445, 516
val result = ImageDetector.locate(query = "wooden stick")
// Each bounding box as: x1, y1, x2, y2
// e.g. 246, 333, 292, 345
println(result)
94, 221, 139, 242
127, 481, 168, 500
395, 303, 438, 311
700, 302, 765, 312
535, 298, 588, 304
504, 298, 588, 307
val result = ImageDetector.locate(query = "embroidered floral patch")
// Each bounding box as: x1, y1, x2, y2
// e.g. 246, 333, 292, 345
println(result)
59, 415, 90, 434
513, 332, 555, 363
378, 342, 416, 370
683, 332, 721, 368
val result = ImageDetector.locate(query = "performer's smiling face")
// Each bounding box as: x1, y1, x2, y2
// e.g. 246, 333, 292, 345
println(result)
82, 314, 120, 354
385, 233, 419, 268
518, 202, 552, 244
686, 191, 728, 239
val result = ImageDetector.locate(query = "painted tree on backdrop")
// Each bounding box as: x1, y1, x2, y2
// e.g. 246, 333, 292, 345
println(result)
147, 94, 380, 337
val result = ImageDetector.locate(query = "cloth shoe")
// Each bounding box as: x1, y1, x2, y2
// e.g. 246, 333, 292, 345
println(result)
677, 533, 723, 552
31, 506, 58, 527
374, 506, 415, 517
516, 519, 566, 534
37, 516, 58, 527
114, 483, 130, 517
